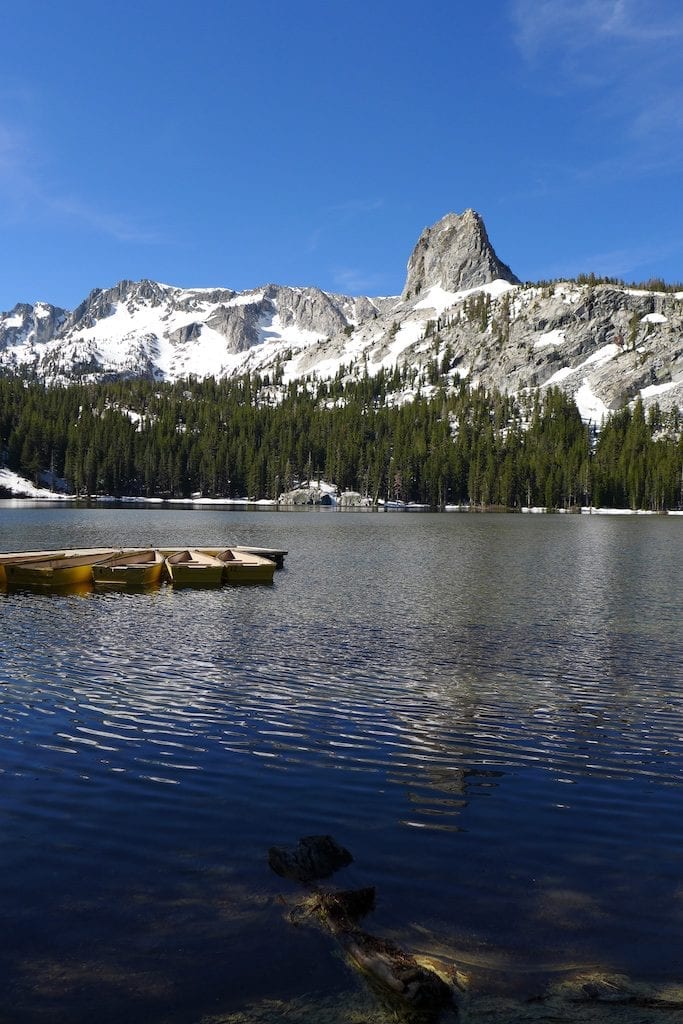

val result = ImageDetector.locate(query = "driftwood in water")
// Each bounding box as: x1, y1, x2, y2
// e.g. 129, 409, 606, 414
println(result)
268, 834, 353, 883
289, 887, 456, 1023
269, 836, 457, 1021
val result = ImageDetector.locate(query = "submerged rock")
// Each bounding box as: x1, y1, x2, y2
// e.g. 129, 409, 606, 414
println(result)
268, 835, 353, 883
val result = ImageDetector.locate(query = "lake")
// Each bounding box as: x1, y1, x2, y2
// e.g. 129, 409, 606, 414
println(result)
0, 504, 682, 1023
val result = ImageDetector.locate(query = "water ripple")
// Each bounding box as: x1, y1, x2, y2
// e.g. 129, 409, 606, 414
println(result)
1, 511, 682, 1019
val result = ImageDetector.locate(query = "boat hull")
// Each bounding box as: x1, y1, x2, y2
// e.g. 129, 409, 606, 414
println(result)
0, 552, 64, 585
166, 564, 224, 586
4, 550, 120, 589
6, 562, 96, 588
212, 549, 276, 584
165, 550, 225, 586
93, 563, 164, 586
0, 549, 116, 586
92, 550, 164, 587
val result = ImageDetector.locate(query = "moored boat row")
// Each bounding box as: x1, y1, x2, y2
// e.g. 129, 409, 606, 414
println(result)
0, 546, 284, 589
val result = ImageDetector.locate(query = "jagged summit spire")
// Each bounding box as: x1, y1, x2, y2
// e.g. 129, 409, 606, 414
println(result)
402, 209, 519, 300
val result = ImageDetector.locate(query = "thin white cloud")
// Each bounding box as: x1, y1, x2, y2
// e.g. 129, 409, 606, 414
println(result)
512, 0, 683, 61
0, 122, 23, 170
509, 0, 683, 167
0, 116, 162, 243
45, 193, 164, 244
630, 95, 683, 141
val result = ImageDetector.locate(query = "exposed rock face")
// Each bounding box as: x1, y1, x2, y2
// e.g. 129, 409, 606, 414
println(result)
0, 302, 67, 363
0, 211, 681, 421
264, 284, 348, 336
402, 209, 519, 300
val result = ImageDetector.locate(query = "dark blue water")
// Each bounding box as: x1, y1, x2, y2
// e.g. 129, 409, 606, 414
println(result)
0, 505, 682, 1022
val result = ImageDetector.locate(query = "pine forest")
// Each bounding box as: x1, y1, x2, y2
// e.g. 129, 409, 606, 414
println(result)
0, 366, 681, 511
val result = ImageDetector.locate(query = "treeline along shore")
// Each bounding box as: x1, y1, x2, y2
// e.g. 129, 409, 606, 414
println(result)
1, 367, 681, 510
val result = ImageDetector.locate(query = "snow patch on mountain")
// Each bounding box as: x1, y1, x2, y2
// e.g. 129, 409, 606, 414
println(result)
228, 291, 265, 307
544, 344, 620, 388
1, 314, 24, 329
257, 310, 323, 348
545, 366, 576, 386
575, 382, 609, 424
640, 380, 681, 400
534, 329, 565, 349
0, 210, 681, 422
413, 278, 515, 316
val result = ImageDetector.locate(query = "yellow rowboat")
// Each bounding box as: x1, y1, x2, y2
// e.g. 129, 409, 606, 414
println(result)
0, 551, 68, 585
0, 548, 123, 585
196, 545, 287, 569
92, 548, 165, 587
4, 550, 121, 588
210, 548, 276, 584
164, 549, 224, 586
233, 545, 287, 569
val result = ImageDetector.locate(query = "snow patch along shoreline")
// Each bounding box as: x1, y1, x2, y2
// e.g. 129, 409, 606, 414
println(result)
0, 469, 71, 499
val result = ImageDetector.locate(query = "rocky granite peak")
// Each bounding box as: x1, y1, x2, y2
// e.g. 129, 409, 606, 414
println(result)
402, 209, 519, 300
0, 211, 681, 420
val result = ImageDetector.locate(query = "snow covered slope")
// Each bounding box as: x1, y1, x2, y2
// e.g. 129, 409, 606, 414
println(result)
1, 211, 681, 419
0, 280, 385, 384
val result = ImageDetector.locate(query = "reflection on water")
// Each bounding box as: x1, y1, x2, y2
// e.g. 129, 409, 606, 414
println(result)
0, 506, 682, 1022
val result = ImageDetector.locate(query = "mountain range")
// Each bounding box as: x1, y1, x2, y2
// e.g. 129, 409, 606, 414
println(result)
1, 209, 681, 423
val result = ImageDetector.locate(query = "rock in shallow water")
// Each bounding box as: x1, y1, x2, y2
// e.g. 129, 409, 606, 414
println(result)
268, 835, 353, 883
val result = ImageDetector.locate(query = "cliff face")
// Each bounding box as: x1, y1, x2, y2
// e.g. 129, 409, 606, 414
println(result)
0, 212, 681, 421
402, 209, 519, 300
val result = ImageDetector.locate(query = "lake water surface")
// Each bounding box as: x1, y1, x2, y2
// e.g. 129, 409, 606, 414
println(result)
0, 504, 682, 1022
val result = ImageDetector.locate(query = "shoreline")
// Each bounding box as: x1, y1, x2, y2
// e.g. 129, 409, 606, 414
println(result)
1, 493, 681, 515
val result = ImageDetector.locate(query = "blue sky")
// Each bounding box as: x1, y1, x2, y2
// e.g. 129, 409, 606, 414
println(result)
1, 0, 682, 310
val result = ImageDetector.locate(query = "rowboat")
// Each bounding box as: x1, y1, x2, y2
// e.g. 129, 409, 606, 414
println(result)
211, 548, 276, 584
167, 545, 287, 570
0, 551, 67, 585
164, 549, 225, 586
0, 548, 122, 585
232, 545, 287, 569
4, 550, 121, 588
92, 548, 165, 586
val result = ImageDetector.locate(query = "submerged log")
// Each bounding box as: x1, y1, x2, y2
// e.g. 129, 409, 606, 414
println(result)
270, 836, 459, 1021
294, 889, 456, 1023
268, 834, 353, 883
314, 886, 376, 923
